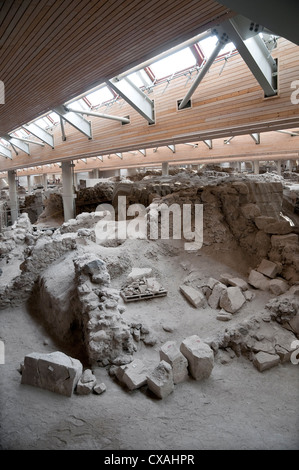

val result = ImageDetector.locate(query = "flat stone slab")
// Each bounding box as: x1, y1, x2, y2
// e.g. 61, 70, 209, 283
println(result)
122, 359, 148, 390
253, 352, 280, 372
227, 277, 249, 291
160, 341, 188, 384
257, 259, 279, 279
180, 335, 214, 380
147, 360, 174, 399
21, 351, 83, 397
127, 268, 152, 282
219, 286, 246, 313
180, 285, 205, 308
248, 270, 270, 291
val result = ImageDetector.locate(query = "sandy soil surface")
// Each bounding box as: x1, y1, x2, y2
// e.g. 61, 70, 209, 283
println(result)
0, 239, 298, 450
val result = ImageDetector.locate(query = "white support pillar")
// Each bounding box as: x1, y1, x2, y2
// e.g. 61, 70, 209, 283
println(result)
114, 169, 121, 177
27, 175, 32, 194
42, 173, 48, 190
8, 170, 18, 224
61, 161, 75, 222
253, 160, 260, 175
162, 162, 169, 176
276, 159, 282, 176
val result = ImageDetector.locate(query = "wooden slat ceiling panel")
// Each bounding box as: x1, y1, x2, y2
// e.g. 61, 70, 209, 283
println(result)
0, 0, 233, 135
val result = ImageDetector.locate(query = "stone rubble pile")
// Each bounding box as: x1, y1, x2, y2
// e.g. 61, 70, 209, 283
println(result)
113, 334, 214, 399
206, 292, 298, 371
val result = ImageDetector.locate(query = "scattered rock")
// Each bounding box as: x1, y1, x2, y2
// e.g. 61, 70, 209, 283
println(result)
160, 341, 188, 384
216, 311, 233, 321
253, 352, 280, 372
263, 220, 292, 235
127, 268, 152, 282
227, 277, 249, 291
122, 359, 148, 390
93, 382, 107, 395
180, 335, 214, 381
269, 279, 289, 295
76, 369, 97, 395
248, 270, 270, 290
219, 286, 246, 313
208, 282, 227, 309
257, 259, 279, 279
147, 360, 174, 399
180, 284, 206, 308
21, 351, 82, 397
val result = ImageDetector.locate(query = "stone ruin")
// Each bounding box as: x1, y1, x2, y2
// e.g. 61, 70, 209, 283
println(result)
0, 171, 298, 398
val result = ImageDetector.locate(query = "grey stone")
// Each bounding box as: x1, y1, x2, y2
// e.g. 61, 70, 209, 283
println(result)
206, 277, 219, 289
81, 368, 95, 383
216, 311, 233, 321
227, 277, 249, 291
160, 341, 188, 384
122, 359, 148, 390
208, 282, 227, 309
248, 270, 270, 291
244, 290, 255, 301
253, 351, 280, 372
76, 369, 97, 394
257, 259, 279, 279
82, 258, 110, 285
264, 221, 292, 235
93, 382, 107, 394
219, 286, 246, 313
180, 335, 214, 380
254, 216, 277, 230
21, 351, 83, 397
269, 279, 289, 295
180, 284, 206, 308
240, 203, 261, 219
147, 360, 174, 399
127, 268, 152, 282
219, 273, 234, 286
271, 234, 298, 248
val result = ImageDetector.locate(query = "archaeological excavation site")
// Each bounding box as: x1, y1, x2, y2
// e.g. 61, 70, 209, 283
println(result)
0, 0, 298, 451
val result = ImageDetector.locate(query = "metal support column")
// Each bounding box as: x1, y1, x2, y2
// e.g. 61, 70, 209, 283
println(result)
253, 160, 260, 174
61, 161, 75, 222
8, 170, 18, 224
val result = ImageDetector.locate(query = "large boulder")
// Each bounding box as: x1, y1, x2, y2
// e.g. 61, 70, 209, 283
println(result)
147, 361, 174, 399
21, 351, 82, 397
180, 335, 214, 380
219, 286, 246, 313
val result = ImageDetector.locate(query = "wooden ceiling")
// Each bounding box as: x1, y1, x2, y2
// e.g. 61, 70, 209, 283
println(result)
0, 0, 233, 136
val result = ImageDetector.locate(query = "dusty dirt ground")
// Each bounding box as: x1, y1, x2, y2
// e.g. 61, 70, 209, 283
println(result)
0, 238, 298, 450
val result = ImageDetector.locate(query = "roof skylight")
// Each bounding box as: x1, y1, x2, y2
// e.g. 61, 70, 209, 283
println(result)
85, 86, 114, 107
199, 35, 235, 59
149, 47, 197, 79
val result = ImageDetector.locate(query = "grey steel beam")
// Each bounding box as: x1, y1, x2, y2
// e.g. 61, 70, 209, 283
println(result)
23, 122, 54, 148
3, 135, 30, 154
97, 156, 103, 161
276, 130, 299, 137
179, 39, 227, 109
108, 77, 155, 124
60, 116, 66, 141
67, 107, 130, 124
215, 15, 277, 97
250, 133, 260, 144
54, 105, 92, 139
224, 136, 235, 144
203, 139, 213, 149
0, 143, 12, 159
167, 145, 176, 153
115, 153, 123, 159
138, 149, 146, 156
13, 137, 45, 147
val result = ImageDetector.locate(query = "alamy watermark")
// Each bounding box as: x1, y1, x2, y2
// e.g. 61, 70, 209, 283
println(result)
0, 81, 4, 104
291, 80, 299, 105
95, 196, 203, 251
